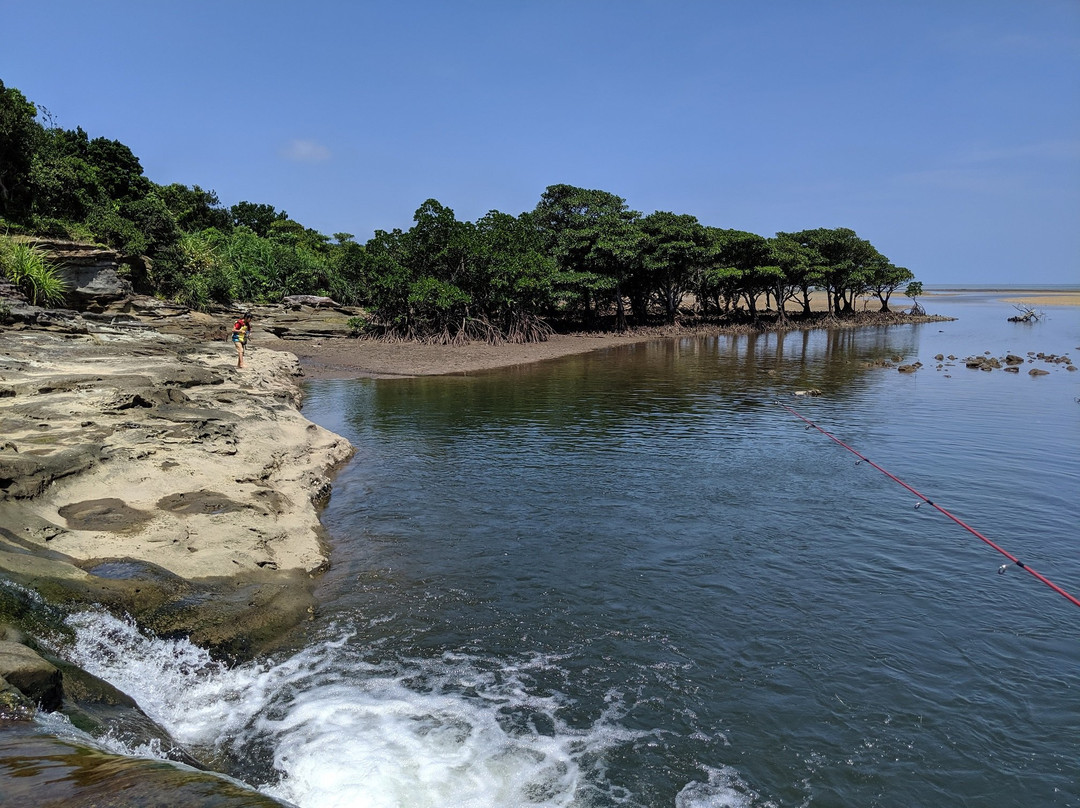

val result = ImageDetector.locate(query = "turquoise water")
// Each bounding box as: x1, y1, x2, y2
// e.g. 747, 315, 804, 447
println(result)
39, 297, 1080, 807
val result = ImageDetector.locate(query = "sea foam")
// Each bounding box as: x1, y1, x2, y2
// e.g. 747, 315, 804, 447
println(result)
64, 610, 756, 808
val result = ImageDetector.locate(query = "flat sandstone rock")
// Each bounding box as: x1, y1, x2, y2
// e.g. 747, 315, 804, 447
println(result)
0, 329, 353, 584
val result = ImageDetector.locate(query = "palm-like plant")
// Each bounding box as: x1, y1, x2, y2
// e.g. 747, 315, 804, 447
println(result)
0, 238, 70, 306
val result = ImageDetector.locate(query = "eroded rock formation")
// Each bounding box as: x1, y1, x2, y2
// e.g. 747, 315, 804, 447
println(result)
0, 322, 353, 659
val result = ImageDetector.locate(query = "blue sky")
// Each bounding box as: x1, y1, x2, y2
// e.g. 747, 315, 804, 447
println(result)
3, 0, 1078, 285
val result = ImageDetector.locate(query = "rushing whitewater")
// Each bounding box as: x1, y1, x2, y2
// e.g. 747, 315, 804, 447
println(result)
64, 611, 756, 807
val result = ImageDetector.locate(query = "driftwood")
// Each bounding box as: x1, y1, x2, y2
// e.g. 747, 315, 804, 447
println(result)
1007, 304, 1042, 323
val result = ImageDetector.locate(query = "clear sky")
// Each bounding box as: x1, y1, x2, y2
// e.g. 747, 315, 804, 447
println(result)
3, 0, 1078, 285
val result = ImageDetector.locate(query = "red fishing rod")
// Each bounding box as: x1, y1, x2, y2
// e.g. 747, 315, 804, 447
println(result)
777, 400, 1080, 610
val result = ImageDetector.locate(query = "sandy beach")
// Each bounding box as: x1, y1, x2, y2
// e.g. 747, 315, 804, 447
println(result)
280, 331, 660, 379
922, 289, 1080, 307
998, 293, 1080, 306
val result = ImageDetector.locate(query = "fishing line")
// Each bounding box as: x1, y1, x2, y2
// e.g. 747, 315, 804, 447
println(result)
776, 400, 1080, 610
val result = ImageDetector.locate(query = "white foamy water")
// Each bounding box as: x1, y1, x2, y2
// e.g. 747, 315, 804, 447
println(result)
62, 610, 757, 807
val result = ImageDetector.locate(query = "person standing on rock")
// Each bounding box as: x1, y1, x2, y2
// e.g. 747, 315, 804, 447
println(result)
232, 313, 252, 368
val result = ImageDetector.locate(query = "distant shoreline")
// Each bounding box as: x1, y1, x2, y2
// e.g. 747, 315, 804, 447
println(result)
920, 288, 1080, 307
924, 286, 1080, 294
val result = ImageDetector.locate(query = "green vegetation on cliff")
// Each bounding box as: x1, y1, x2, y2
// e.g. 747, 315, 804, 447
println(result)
1, 80, 915, 340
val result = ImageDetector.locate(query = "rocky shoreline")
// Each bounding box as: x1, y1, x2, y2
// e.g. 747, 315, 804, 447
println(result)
0, 309, 355, 761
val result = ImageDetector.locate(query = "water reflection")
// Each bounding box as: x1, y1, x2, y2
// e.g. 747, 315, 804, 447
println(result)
354, 324, 924, 443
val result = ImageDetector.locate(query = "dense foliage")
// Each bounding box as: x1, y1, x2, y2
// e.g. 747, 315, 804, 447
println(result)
1, 80, 916, 340
0, 237, 69, 306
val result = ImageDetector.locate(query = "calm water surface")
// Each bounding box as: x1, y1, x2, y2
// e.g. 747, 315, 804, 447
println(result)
57, 297, 1080, 807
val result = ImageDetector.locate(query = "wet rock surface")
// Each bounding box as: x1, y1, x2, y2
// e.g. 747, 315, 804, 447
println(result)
0, 674, 34, 721
0, 726, 292, 807
957, 350, 1074, 373
0, 641, 62, 711
871, 348, 1075, 375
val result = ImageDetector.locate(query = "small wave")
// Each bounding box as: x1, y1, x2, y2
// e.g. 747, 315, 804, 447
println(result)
676, 766, 775, 808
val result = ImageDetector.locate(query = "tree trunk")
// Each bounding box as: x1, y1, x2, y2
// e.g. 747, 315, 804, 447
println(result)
774, 284, 788, 322
663, 288, 679, 323
743, 292, 758, 317
615, 284, 627, 332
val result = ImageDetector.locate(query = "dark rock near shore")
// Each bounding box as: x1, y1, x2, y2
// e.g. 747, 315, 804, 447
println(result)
44, 654, 205, 767
0, 640, 63, 711
0, 674, 35, 720
0, 536, 318, 662
0, 727, 292, 807
953, 349, 1073, 375
0, 629, 37, 721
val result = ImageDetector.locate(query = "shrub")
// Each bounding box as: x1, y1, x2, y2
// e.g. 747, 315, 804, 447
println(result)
0, 237, 70, 306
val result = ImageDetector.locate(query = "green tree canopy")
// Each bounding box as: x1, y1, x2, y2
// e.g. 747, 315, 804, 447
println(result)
230, 201, 287, 237
158, 183, 233, 233
1, 79, 922, 331
706, 229, 774, 316
0, 80, 40, 219
639, 211, 708, 323
533, 184, 641, 328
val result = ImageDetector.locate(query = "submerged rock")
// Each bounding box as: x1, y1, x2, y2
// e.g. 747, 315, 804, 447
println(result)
0, 674, 35, 720
0, 728, 291, 807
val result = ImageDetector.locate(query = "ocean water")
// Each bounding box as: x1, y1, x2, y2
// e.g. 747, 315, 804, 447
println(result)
44, 296, 1080, 807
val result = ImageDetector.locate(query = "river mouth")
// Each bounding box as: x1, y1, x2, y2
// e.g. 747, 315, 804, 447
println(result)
12, 297, 1080, 807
